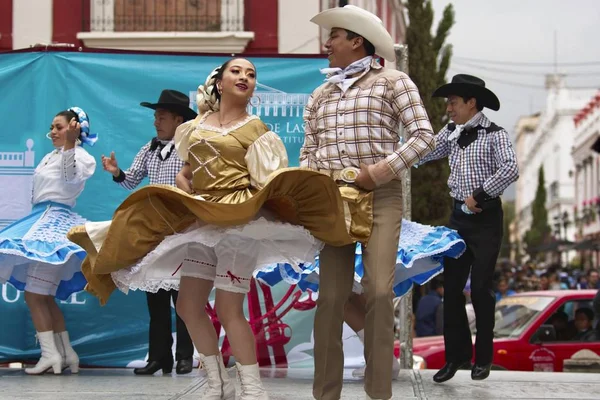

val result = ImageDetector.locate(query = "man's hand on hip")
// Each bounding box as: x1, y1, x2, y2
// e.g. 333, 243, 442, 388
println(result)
465, 195, 482, 213
355, 164, 377, 191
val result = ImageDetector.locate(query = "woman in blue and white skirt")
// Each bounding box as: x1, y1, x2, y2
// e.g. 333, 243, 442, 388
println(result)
255, 219, 465, 378
0, 107, 97, 375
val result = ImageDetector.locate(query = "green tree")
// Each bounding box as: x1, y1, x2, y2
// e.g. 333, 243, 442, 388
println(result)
524, 166, 551, 258
406, 0, 455, 225
500, 200, 515, 259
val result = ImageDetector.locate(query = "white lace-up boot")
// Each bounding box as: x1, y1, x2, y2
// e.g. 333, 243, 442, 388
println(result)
199, 353, 235, 399
54, 331, 79, 373
25, 331, 62, 375
236, 362, 269, 399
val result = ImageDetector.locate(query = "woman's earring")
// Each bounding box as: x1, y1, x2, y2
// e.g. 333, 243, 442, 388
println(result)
249, 96, 261, 108
46, 132, 52, 139
217, 85, 223, 95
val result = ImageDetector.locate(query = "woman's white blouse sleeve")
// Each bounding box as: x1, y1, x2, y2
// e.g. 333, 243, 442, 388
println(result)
61, 147, 96, 184
174, 119, 197, 162
245, 131, 288, 189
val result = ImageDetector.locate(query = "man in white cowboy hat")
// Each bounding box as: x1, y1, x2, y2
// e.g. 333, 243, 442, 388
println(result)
101, 89, 197, 376
419, 74, 518, 383
302, 5, 435, 400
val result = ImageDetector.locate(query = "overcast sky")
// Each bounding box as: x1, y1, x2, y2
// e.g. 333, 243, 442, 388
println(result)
429, 0, 600, 199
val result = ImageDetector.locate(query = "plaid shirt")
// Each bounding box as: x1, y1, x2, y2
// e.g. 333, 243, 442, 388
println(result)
300, 59, 435, 175
420, 112, 519, 202
114, 140, 183, 189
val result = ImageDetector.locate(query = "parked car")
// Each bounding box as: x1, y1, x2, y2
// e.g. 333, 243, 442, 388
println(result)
403, 290, 600, 372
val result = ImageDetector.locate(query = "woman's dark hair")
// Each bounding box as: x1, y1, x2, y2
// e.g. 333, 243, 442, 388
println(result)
345, 30, 376, 57
55, 109, 79, 124
213, 58, 258, 102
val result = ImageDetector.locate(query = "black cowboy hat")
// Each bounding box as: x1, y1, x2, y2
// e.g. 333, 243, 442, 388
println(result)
432, 74, 500, 111
140, 89, 197, 122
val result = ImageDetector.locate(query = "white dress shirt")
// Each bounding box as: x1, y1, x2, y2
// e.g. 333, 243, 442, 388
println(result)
32, 146, 96, 207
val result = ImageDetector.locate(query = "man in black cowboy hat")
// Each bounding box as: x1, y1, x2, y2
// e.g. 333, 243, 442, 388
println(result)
101, 89, 197, 375
418, 74, 518, 382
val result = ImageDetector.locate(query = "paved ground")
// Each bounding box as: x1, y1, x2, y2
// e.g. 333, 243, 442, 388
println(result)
1, 367, 599, 399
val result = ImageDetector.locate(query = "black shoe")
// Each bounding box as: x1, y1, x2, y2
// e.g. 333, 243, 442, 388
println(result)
176, 358, 193, 375
471, 363, 492, 380
433, 360, 472, 383
133, 360, 173, 375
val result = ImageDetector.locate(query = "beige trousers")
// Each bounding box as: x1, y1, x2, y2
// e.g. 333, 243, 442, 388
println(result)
313, 180, 402, 400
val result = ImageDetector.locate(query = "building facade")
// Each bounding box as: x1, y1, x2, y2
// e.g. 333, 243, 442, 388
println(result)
0, 0, 406, 56
514, 74, 597, 261
572, 91, 600, 266
513, 112, 540, 259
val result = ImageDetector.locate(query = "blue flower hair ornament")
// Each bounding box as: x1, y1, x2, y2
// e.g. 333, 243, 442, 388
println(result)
69, 106, 98, 147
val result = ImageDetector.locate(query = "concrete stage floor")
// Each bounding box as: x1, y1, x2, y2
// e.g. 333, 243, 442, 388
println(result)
1, 366, 599, 399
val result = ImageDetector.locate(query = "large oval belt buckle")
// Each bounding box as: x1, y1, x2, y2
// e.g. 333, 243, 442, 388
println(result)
340, 167, 360, 183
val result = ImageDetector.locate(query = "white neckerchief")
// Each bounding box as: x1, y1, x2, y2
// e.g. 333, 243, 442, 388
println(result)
160, 141, 174, 160
320, 56, 373, 93
448, 112, 483, 142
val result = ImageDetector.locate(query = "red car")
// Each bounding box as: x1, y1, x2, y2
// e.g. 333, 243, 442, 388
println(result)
406, 290, 600, 372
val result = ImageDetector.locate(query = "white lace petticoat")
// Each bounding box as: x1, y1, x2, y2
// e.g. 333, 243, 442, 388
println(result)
111, 213, 323, 294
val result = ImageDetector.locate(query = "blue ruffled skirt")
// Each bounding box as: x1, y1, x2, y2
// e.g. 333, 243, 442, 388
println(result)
255, 219, 466, 297
0, 201, 87, 300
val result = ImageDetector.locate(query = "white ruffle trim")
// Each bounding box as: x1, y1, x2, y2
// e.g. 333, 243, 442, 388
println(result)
0, 247, 83, 267
196, 112, 259, 135
21, 208, 87, 253
111, 217, 323, 294
400, 235, 465, 268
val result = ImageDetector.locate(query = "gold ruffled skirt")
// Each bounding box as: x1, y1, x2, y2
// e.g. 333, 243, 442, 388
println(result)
68, 168, 373, 304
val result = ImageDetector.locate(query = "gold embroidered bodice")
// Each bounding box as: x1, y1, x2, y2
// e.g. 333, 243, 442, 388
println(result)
175, 112, 288, 204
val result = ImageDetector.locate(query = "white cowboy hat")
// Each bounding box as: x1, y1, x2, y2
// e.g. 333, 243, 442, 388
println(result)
311, 5, 396, 62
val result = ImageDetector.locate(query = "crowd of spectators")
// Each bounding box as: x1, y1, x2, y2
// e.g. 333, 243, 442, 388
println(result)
411, 262, 600, 338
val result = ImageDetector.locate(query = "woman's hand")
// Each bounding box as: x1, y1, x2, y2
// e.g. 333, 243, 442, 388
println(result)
176, 163, 193, 194
66, 117, 80, 143
62, 118, 80, 150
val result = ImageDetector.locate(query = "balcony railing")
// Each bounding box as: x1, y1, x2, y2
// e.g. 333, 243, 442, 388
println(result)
82, 0, 245, 33
78, 0, 253, 53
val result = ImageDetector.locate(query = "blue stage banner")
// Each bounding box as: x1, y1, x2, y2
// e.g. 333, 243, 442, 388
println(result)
0, 50, 367, 368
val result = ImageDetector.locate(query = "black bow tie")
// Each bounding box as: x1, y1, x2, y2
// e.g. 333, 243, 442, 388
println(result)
447, 123, 481, 134
150, 137, 173, 161
456, 125, 481, 149
150, 137, 166, 151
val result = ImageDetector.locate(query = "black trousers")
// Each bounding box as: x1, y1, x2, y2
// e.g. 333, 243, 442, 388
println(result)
146, 289, 194, 363
443, 201, 503, 366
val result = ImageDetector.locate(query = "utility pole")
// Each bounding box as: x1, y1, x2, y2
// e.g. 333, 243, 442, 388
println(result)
394, 43, 413, 369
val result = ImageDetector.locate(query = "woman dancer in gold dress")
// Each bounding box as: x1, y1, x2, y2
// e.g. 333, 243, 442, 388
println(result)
69, 58, 370, 399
